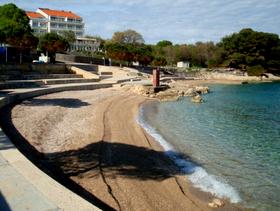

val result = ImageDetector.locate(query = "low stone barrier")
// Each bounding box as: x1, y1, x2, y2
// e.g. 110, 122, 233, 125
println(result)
0, 63, 68, 74
70, 66, 100, 80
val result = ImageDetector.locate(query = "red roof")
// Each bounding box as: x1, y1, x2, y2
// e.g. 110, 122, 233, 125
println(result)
39, 8, 81, 19
26, 11, 44, 19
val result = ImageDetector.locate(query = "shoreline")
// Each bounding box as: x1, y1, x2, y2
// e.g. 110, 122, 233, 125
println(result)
7, 86, 245, 210
137, 101, 242, 203
175, 78, 280, 85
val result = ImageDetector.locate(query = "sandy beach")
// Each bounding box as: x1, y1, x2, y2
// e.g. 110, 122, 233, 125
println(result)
7, 86, 244, 210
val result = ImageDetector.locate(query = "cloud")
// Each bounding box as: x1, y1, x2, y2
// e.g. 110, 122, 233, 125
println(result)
2, 0, 280, 44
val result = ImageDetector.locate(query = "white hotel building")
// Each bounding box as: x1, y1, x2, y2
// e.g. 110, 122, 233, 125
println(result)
26, 8, 84, 36
26, 8, 99, 52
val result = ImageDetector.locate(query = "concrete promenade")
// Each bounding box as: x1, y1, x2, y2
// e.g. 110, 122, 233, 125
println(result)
0, 82, 115, 211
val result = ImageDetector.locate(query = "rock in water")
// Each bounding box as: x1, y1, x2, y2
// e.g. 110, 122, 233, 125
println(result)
178, 90, 185, 96
184, 88, 197, 96
191, 94, 202, 103
156, 90, 179, 101
208, 198, 225, 208
195, 86, 209, 94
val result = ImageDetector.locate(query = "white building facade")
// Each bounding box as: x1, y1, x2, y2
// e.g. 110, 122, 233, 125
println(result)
26, 8, 101, 53
26, 8, 84, 37
177, 61, 190, 68
70, 37, 100, 52
26, 11, 48, 35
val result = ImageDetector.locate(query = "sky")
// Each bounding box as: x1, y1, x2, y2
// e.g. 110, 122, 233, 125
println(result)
1, 0, 280, 44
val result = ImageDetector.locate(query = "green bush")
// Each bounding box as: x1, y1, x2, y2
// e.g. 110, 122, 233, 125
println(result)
152, 57, 167, 66
246, 65, 265, 76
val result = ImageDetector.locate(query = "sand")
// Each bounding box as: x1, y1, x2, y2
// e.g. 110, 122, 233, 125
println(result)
9, 86, 244, 211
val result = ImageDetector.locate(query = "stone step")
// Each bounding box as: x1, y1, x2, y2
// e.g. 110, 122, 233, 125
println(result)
0, 81, 43, 90
0, 75, 23, 80
0, 75, 10, 81
22, 74, 84, 80
100, 72, 113, 75
72, 65, 98, 72
42, 78, 99, 85
0, 74, 84, 80
0, 70, 21, 75
99, 75, 112, 80
0, 78, 99, 89
102, 77, 141, 83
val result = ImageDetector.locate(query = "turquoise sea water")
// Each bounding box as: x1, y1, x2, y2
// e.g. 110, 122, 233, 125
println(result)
138, 82, 280, 211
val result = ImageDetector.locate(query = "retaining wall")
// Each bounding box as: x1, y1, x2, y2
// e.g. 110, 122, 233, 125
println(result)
56, 53, 105, 65
0, 64, 68, 74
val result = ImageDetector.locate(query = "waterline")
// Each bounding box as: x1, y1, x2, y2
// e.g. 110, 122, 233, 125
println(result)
137, 106, 241, 203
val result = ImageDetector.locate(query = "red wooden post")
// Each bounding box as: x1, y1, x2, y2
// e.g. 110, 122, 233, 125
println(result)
153, 69, 160, 88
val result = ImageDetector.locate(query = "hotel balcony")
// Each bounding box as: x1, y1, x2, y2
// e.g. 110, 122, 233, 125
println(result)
50, 17, 83, 24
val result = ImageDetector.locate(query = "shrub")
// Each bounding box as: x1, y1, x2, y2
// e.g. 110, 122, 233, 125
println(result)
246, 65, 265, 76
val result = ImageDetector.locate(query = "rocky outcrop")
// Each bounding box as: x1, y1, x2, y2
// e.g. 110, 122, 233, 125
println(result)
195, 86, 209, 94
155, 89, 180, 101
191, 94, 202, 103
122, 84, 154, 96
122, 81, 209, 102
200, 71, 280, 82
202, 72, 261, 81
208, 198, 225, 208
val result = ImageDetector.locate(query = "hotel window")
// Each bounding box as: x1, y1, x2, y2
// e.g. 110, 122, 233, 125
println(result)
32, 21, 38, 27
40, 22, 47, 27
59, 24, 66, 28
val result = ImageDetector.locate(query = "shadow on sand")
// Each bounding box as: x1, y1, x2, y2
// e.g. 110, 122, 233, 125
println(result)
21, 98, 90, 108
45, 141, 190, 181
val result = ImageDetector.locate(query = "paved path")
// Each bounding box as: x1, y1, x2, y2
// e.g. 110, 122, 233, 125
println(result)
0, 128, 101, 211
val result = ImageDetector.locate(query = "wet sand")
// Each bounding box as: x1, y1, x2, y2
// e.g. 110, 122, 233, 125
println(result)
9, 87, 243, 210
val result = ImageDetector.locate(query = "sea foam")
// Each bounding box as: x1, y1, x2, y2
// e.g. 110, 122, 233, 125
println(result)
137, 106, 241, 203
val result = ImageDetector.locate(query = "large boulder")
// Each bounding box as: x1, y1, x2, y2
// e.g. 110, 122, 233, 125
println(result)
184, 88, 197, 96
208, 198, 225, 208
156, 89, 180, 101
191, 94, 202, 103
195, 86, 209, 94
122, 85, 154, 96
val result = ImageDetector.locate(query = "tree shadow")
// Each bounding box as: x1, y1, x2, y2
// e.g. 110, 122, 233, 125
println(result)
21, 98, 90, 108
45, 141, 194, 181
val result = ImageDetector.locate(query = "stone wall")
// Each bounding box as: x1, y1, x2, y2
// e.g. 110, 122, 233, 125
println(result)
0, 64, 68, 74
56, 53, 105, 65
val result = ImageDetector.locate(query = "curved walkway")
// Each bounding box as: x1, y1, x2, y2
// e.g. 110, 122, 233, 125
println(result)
0, 83, 113, 211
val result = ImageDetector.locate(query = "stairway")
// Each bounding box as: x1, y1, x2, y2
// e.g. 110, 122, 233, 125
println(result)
0, 71, 99, 90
